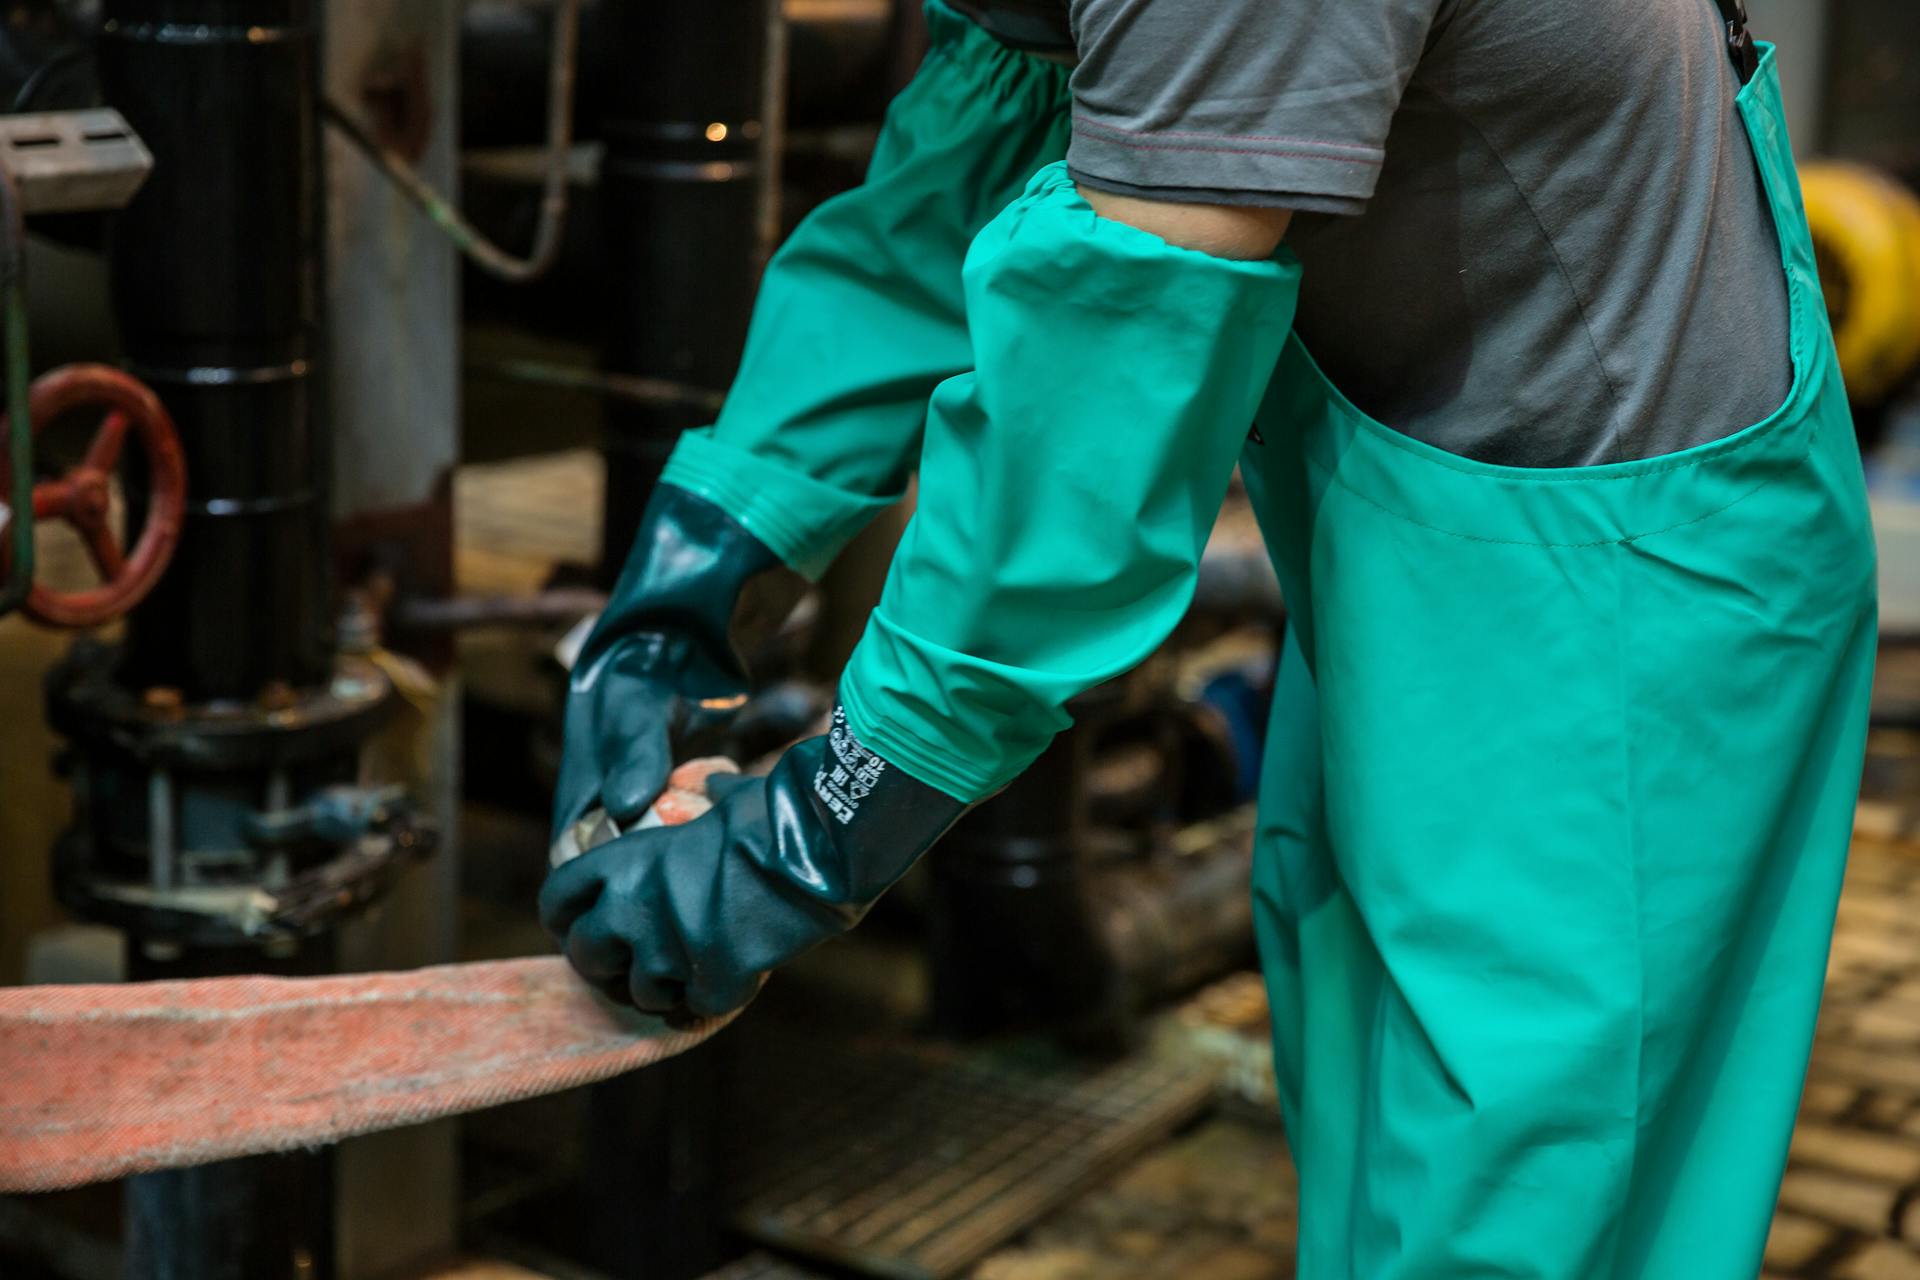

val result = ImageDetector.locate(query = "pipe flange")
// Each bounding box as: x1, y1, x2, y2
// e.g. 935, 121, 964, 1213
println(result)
47, 648, 396, 771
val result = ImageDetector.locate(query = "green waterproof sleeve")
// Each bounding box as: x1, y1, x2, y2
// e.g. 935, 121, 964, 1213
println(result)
660, 0, 1070, 581
839, 163, 1304, 802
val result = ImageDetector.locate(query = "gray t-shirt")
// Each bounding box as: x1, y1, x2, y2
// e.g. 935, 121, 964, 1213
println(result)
957, 0, 1793, 467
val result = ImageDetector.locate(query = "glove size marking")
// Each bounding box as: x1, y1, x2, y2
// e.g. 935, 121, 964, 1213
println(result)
815, 706, 887, 826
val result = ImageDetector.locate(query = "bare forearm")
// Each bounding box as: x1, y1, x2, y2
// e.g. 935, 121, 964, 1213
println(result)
1078, 185, 1292, 260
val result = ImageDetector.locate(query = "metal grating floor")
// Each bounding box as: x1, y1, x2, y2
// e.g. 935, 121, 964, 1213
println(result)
730, 1030, 1215, 1280
702, 1252, 831, 1280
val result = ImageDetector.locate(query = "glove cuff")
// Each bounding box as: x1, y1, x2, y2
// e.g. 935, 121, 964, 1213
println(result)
581, 482, 804, 687
661, 430, 897, 583
789, 703, 972, 902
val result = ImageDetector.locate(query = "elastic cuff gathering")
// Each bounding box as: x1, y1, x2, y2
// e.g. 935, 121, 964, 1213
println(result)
838, 669, 1005, 806
661, 430, 898, 582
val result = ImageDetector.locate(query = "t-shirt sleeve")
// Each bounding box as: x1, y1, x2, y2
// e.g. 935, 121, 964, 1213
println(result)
1065, 0, 1446, 212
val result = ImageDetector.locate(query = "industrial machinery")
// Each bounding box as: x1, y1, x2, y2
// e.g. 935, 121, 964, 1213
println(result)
2, 3, 437, 1276
1802, 161, 1920, 414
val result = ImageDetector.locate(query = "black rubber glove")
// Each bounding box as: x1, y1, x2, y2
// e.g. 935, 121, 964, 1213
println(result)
539, 705, 967, 1018
553, 484, 802, 841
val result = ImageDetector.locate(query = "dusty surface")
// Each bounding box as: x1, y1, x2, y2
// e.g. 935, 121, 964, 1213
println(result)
974, 1118, 1297, 1280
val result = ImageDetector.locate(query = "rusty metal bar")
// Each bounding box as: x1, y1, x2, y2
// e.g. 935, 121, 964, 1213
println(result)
325, 0, 580, 283
465, 356, 726, 415
393, 587, 606, 632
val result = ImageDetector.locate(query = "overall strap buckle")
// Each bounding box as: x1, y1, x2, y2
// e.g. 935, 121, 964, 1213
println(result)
1715, 0, 1760, 84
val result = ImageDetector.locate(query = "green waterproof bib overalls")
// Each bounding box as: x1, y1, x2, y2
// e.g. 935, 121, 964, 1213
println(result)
657, 8, 1872, 1269
1241, 44, 1877, 1276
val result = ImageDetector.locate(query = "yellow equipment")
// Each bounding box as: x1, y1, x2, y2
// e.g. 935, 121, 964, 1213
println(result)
1801, 160, 1920, 406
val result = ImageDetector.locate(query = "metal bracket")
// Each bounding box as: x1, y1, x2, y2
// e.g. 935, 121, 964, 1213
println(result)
86, 827, 434, 941
83, 786, 437, 943
0, 109, 153, 215
245, 782, 415, 849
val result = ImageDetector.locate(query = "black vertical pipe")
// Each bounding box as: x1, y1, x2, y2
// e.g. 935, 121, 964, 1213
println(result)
125, 1153, 332, 1280
578, 1048, 728, 1279
121, 939, 338, 1279
929, 718, 1124, 1039
99, 0, 329, 701
596, 0, 770, 578
579, 16, 770, 1263
97, 7, 334, 1271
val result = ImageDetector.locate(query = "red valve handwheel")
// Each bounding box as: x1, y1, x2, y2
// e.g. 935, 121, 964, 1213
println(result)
0, 364, 186, 629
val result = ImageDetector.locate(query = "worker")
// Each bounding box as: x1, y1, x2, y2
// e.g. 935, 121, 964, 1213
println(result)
542, 0, 1877, 1273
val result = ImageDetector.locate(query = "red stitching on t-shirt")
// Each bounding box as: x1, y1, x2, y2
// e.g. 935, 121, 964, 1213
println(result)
1075, 115, 1383, 158
1075, 128, 1385, 167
